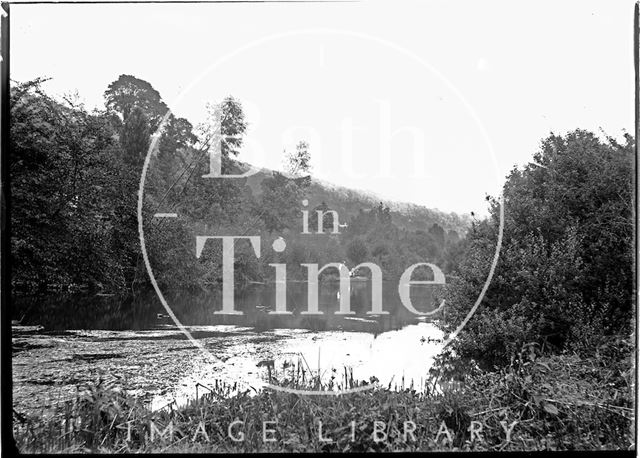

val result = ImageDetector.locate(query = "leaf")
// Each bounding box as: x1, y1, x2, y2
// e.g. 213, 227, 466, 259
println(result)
543, 403, 559, 416
536, 362, 550, 371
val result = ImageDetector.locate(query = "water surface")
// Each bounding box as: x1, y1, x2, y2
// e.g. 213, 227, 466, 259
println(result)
12, 282, 444, 413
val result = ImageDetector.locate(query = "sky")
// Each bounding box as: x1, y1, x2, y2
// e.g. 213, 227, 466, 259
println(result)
10, 0, 636, 215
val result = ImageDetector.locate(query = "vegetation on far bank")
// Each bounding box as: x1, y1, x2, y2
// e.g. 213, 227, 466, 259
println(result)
9, 75, 636, 453
10, 75, 467, 294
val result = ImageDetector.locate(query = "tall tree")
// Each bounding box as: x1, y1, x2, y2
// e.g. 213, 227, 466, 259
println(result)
285, 140, 312, 177
10, 79, 126, 290
104, 74, 168, 128
120, 106, 150, 167
199, 97, 247, 160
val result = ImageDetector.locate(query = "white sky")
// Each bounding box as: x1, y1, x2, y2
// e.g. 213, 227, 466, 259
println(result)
10, 0, 636, 215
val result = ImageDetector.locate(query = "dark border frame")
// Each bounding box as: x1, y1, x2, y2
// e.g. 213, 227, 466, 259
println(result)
0, 2, 638, 456
0, 2, 15, 455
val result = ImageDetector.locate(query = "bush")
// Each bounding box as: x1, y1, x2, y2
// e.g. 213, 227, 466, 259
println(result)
439, 130, 634, 368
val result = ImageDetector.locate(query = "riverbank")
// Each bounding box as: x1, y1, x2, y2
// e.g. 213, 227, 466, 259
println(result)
12, 338, 634, 453
12, 321, 443, 415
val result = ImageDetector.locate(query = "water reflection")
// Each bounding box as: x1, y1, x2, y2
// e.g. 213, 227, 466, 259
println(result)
13, 281, 442, 333
150, 321, 444, 410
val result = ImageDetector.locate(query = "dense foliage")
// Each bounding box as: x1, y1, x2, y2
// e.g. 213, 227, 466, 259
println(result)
9, 76, 635, 454
10, 76, 466, 292
439, 130, 635, 368
13, 335, 633, 452
11, 76, 633, 370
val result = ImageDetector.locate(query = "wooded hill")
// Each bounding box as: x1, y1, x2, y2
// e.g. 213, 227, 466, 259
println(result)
10, 75, 469, 292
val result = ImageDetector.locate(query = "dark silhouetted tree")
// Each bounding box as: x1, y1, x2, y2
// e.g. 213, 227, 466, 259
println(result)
104, 74, 168, 128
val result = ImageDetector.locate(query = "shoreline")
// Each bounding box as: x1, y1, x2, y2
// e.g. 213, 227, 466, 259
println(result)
13, 345, 633, 452
12, 322, 443, 416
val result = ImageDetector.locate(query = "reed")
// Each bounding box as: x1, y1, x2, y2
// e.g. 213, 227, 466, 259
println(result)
13, 342, 633, 453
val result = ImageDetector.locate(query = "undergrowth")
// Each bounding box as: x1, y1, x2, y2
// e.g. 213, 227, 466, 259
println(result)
12, 338, 634, 453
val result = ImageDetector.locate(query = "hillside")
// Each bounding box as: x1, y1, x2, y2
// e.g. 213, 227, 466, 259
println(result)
10, 77, 471, 292
242, 164, 471, 235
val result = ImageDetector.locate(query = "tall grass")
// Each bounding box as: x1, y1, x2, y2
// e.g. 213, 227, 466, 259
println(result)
13, 339, 634, 453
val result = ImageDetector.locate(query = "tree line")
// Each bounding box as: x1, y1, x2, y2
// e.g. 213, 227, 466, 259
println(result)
437, 129, 634, 367
10, 75, 464, 292
10, 73, 634, 372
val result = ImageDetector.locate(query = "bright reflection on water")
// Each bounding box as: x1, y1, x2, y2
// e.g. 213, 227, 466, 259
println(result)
150, 321, 443, 410
14, 281, 445, 409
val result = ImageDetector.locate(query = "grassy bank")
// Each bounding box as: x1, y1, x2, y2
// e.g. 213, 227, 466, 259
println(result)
13, 339, 634, 453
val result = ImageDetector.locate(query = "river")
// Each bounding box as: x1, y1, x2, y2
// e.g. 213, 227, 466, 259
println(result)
12, 281, 444, 415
